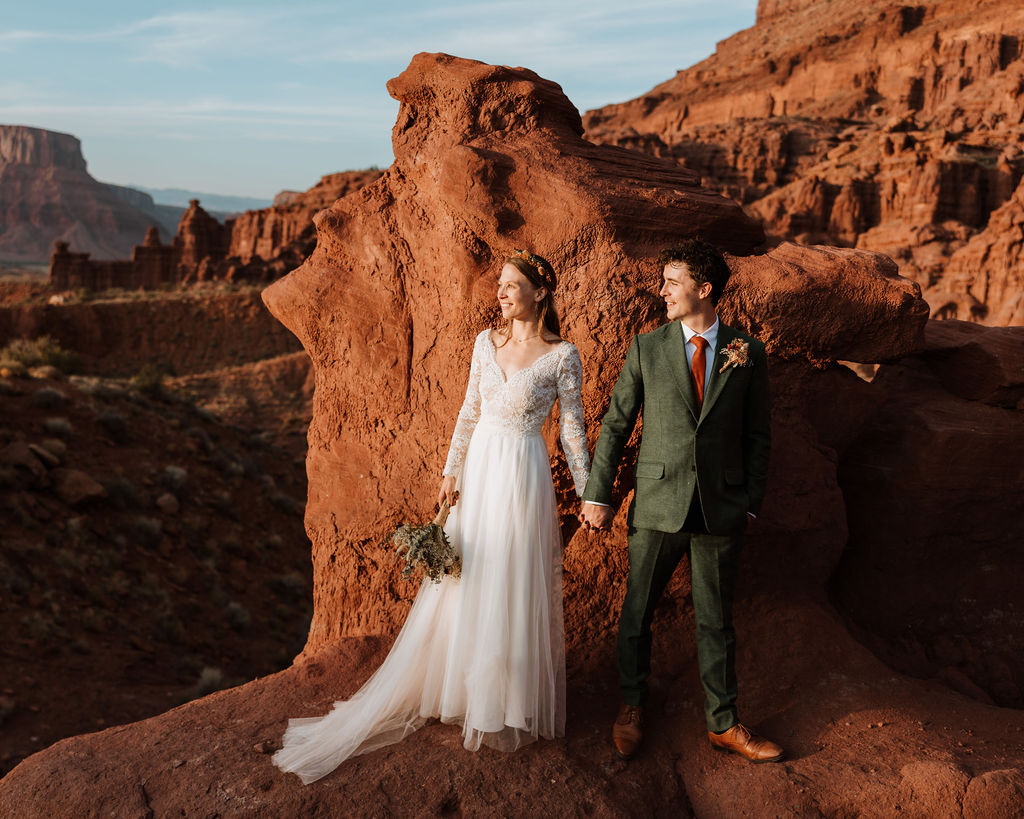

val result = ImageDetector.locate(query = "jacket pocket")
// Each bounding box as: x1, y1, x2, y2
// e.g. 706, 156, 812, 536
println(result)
635, 461, 665, 479
724, 468, 745, 485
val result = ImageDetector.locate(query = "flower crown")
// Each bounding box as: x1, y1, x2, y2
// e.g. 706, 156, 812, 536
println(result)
511, 248, 557, 292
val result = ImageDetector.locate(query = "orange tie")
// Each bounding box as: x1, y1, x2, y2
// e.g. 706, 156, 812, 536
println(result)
691, 335, 708, 409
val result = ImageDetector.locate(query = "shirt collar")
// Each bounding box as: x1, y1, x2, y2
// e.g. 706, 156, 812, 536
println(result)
680, 316, 719, 347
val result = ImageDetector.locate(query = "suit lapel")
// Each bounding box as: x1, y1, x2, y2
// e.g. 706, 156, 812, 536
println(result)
699, 323, 738, 422
660, 323, 699, 421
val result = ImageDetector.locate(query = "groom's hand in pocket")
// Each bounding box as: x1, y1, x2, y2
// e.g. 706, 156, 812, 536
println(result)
580, 501, 614, 531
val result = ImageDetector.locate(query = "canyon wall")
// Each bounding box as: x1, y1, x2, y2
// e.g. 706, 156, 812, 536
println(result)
584, 0, 1024, 325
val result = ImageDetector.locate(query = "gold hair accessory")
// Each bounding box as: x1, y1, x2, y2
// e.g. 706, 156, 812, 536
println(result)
511, 249, 556, 291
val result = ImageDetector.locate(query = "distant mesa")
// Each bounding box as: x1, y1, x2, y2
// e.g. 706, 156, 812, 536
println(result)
0, 125, 165, 261
48, 169, 383, 291
583, 0, 1024, 325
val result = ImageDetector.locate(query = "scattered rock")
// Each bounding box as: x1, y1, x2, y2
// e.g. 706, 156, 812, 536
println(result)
0, 440, 47, 487
50, 468, 108, 505
155, 493, 180, 515
26, 443, 60, 467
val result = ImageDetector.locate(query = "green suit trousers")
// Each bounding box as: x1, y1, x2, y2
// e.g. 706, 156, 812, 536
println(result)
618, 515, 743, 733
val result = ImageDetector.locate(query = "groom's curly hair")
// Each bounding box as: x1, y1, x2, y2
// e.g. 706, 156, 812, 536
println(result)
658, 239, 732, 305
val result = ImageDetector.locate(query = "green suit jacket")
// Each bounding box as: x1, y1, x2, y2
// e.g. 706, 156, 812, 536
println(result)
582, 320, 770, 535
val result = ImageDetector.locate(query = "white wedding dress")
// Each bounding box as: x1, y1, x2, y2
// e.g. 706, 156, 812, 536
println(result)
273, 329, 590, 784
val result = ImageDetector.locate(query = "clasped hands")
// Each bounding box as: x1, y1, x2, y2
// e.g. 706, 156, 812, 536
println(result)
579, 501, 614, 532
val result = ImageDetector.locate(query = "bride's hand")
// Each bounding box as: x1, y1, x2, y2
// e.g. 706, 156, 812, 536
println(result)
438, 476, 459, 508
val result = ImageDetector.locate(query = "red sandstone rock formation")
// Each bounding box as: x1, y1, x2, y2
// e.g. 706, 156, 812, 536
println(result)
584, 0, 1024, 325
837, 320, 1024, 708
0, 126, 162, 261
228, 170, 382, 265
173, 199, 226, 276
0, 291, 301, 377
3, 55, 1023, 817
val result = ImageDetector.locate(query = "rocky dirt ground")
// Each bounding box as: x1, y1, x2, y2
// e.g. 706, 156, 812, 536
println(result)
0, 352, 313, 779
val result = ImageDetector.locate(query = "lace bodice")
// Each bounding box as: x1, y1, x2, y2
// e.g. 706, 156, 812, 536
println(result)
443, 330, 591, 496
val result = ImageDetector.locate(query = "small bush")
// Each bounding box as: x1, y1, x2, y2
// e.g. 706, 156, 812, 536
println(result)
130, 516, 163, 548
42, 417, 73, 439
270, 492, 303, 517
96, 409, 129, 442
194, 666, 225, 697
225, 601, 251, 632
185, 426, 213, 453
0, 336, 80, 374
131, 363, 170, 398
271, 571, 308, 601
100, 475, 142, 509
31, 387, 68, 408
162, 465, 188, 493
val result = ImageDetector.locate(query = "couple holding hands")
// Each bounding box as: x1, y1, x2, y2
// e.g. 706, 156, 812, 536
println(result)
274, 239, 782, 785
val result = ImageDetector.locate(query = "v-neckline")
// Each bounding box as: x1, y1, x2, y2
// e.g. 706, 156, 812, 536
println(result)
486, 331, 564, 383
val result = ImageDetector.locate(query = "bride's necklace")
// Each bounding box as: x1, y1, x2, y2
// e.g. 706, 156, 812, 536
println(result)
510, 333, 541, 343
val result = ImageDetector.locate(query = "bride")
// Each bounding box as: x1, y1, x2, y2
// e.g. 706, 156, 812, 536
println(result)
272, 250, 591, 784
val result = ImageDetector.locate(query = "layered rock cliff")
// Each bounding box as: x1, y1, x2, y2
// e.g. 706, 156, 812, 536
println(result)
228, 170, 382, 265
0, 126, 162, 261
584, 0, 1024, 325
1, 55, 1021, 818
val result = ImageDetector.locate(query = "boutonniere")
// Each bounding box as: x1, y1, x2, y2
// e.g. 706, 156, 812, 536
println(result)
718, 340, 752, 373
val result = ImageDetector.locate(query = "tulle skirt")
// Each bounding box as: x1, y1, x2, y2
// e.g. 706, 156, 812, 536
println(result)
272, 421, 566, 784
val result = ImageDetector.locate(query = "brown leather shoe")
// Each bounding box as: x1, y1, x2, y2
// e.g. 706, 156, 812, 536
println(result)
612, 704, 644, 759
708, 723, 784, 763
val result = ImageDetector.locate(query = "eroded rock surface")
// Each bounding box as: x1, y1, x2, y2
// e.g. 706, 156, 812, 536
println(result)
584, 0, 1024, 325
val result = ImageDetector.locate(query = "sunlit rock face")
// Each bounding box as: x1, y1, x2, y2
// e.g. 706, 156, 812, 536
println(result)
584, 0, 1024, 325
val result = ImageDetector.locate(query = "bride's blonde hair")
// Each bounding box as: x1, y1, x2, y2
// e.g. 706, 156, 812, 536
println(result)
497, 250, 561, 345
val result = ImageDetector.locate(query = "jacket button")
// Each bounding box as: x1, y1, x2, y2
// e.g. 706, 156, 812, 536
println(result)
690, 465, 696, 472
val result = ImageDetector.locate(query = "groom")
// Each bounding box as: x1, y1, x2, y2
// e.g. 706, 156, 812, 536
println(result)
580, 239, 783, 763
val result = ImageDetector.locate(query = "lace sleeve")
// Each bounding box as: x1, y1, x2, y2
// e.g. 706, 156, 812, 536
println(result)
442, 332, 484, 478
557, 343, 591, 497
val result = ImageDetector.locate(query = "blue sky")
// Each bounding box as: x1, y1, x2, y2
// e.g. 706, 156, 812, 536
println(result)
1, 1, 756, 199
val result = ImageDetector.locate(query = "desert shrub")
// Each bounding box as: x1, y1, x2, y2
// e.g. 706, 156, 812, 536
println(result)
224, 601, 251, 632
271, 571, 308, 601
53, 547, 85, 573
73, 377, 127, 401
162, 465, 188, 493
41, 417, 73, 438
80, 608, 109, 634
185, 426, 213, 453
131, 363, 171, 398
24, 611, 56, 642
31, 387, 68, 408
270, 491, 303, 517
100, 475, 142, 509
95, 409, 129, 442
212, 452, 245, 478
194, 666, 225, 696
129, 515, 163, 548
210, 491, 239, 520
0, 335, 80, 374
154, 606, 185, 643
